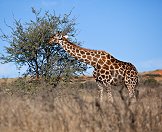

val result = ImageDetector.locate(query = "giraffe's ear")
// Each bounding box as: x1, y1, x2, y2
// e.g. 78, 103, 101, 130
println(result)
55, 33, 62, 39
63, 35, 69, 39
56, 31, 62, 37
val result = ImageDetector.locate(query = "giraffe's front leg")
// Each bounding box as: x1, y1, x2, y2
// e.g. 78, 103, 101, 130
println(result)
97, 82, 104, 103
106, 85, 113, 103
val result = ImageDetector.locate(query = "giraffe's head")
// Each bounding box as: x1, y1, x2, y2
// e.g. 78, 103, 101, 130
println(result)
48, 32, 68, 44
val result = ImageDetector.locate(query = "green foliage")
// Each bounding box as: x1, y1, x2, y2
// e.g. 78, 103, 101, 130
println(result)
0, 77, 50, 96
144, 74, 162, 77
143, 78, 160, 88
0, 8, 87, 82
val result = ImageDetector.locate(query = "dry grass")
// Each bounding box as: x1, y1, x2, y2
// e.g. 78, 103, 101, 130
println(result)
0, 77, 162, 132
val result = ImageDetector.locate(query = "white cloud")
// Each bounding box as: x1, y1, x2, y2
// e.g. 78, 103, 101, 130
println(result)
41, 0, 58, 7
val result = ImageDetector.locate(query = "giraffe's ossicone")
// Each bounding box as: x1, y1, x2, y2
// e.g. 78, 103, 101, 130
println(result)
48, 32, 138, 103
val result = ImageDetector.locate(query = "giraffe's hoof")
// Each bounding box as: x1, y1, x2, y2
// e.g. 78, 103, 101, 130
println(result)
108, 98, 114, 103
127, 97, 137, 106
95, 99, 102, 111
130, 97, 137, 103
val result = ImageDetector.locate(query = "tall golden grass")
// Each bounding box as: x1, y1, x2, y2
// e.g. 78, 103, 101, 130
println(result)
0, 78, 161, 132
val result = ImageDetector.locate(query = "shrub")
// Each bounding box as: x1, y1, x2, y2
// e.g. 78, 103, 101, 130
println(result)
143, 78, 160, 88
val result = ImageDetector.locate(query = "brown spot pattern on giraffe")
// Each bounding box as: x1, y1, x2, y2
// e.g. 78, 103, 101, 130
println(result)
49, 34, 138, 101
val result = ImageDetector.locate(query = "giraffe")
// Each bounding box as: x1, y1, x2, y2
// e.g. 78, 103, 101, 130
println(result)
48, 32, 138, 103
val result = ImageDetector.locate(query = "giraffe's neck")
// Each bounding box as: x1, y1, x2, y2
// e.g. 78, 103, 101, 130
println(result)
57, 38, 110, 68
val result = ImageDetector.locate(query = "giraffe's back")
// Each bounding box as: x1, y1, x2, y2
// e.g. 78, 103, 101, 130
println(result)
94, 53, 138, 87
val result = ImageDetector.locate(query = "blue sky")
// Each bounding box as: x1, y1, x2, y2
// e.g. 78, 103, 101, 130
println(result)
0, 0, 162, 78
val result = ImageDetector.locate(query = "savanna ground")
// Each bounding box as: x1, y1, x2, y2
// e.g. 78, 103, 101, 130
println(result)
0, 72, 162, 132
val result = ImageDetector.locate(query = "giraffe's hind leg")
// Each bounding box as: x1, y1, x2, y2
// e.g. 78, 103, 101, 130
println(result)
126, 84, 136, 98
125, 77, 138, 104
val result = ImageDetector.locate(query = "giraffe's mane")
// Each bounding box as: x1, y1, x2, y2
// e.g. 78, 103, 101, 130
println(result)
64, 37, 108, 54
